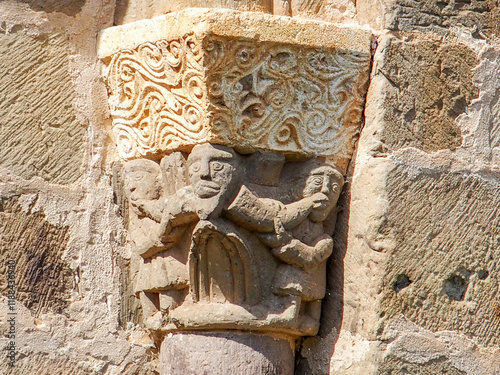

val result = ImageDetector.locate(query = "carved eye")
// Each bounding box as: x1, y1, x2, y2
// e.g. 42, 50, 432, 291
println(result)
133, 171, 146, 181
190, 162, 200, 173
331, 183, 339, 193
211, 161, 224, 172
311, 176, 323, 186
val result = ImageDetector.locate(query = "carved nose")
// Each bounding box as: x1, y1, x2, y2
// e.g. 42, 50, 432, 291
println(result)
321, 176, 331, 194
199, 163, 210, 179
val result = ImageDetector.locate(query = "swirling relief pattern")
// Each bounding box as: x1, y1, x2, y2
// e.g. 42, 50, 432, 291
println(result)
105, 35, 370, 159
205, 36, 371, 158
106, 36, 207, 158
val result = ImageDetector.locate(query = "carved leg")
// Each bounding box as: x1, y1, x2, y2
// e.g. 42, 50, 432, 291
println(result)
298, 300, 321, 335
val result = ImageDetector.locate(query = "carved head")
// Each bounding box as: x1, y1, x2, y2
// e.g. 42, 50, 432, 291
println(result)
300, 161, 344, 223
187, 144, 243, 215
123, 159, 162, 202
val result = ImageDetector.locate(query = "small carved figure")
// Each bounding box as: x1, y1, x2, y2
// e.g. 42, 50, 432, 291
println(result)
123, 158, 190, 326
266, 160, 344, 333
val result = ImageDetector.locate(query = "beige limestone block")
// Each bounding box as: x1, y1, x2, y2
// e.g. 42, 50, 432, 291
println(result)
98, 8, 372, 168
290, 0, 356, 23
378, 318, 500, 374
112, 0, 356, 25
377, 163, 500, 347
16, 0, 85, 16
0, 31, 86, 184
114, 0, 273, 25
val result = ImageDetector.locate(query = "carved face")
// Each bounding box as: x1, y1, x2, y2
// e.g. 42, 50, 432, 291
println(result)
123, 160, 162, 202
302, 166, 342, 223
188, 144, 242, 202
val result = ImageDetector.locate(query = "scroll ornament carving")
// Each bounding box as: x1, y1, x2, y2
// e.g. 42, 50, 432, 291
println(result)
120, 143, 343, 337
106, 35, 369, 160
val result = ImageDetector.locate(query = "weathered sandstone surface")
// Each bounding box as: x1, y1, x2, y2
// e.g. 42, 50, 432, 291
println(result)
1, 0, 500, 374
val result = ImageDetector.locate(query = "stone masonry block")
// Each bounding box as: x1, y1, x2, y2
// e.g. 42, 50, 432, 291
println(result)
0, 31, 86, 184
369, 34, 478, 153
357, 0, 500, 37
378, 164, 500, 347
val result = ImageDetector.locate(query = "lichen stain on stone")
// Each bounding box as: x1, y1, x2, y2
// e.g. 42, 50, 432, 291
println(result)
0, 196, 74, 317
380, 37, 479, 153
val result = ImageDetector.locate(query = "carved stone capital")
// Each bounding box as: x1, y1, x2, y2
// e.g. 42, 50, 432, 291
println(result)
103, 11, 370, 373
98, 8, 371, 168
114, 144, 344, 338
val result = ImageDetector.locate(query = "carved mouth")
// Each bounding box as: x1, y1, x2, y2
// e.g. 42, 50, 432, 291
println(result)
195, 181, 221, 198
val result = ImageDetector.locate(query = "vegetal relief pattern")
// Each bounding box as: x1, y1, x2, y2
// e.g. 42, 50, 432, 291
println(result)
105, 35, 369, 159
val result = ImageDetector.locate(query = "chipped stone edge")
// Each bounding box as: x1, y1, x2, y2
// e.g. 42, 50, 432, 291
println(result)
97, 8, 372, 59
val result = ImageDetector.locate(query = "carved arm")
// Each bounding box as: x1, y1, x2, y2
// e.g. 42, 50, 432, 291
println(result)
271, 234, 333, 269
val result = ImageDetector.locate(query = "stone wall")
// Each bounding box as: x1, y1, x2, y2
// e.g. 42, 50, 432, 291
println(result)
1, 0, 500, 374
0, 1, 156, 374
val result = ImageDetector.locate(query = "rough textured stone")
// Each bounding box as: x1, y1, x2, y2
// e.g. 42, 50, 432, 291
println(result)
0, 195, 74, 317
378, 165, 500, 346
0, 31, 86, 184
290, 0, 356, 22
17, 0, 85, 16
113, 0, 357, 25
0, 349, 157, 375
356, 0, 500, 36
377, 357, 467, 375
377, 318, 500, 375
114, 0, 273, 24
160, 332, 294, 375
372, 34, 478, 153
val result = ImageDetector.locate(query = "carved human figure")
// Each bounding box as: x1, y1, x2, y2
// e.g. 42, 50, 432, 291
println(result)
123, 159, 191, 325
158, 143, 244, 240
156, 144, 279, 308
268, 160, 344, 333
123, 159, 163, 222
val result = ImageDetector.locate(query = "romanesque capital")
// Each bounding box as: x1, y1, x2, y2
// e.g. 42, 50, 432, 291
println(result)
99, 8, 372, 345
117, 144, 344, 336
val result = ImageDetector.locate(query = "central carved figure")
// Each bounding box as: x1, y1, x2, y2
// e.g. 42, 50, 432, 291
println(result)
122, 143, 343, 337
